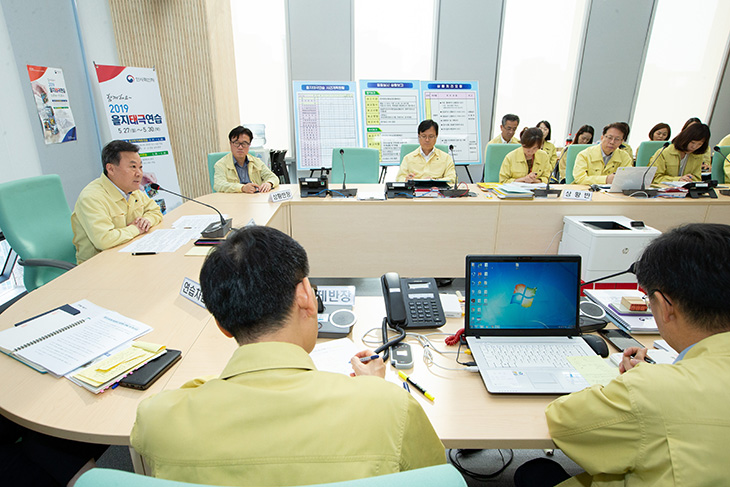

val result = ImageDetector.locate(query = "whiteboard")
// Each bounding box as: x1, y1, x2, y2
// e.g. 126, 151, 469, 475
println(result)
292, 81, 359, 170
359, 80, 422, 166
420, 81, 482, 165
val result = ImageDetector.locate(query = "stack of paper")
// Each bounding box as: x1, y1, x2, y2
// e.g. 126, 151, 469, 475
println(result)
492, 183, 534, 200
584, 289, 658, 333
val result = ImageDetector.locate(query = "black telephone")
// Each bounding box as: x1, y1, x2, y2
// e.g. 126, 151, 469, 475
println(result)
381, 272, 446, 329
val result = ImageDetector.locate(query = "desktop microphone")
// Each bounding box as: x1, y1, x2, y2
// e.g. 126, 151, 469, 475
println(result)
149, 183, 232, 238
580, 262, 636, 287
534, 146, 563, 198
641, 141, 669, 192
441, 144, 468, 197
713, 145, 730, 169
332, 149, 357, 197
622, 142, 669, 197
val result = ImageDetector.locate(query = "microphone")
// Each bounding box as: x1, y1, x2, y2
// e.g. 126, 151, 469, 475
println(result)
440, 144, 468, 198
641, 141, 669, 191
623, 141, 669, 197
581, 263, 636, 287
713, 145, 730, 169
332, 149, 357, 197
534, 145, 563, 198
149, 183, 232, 238
449, 144, 458, 187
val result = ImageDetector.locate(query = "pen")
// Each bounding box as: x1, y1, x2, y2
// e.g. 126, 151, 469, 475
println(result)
644, 355, 656, 364
359, 354, 380, 363
398, 370, 435, 401
132, 252, 157, 256
402, 381, 410, 392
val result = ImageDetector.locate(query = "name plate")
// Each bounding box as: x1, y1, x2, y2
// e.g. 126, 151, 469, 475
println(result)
180, 277, 206, 308
270, 188, 293, 203
561, 189, 592, 201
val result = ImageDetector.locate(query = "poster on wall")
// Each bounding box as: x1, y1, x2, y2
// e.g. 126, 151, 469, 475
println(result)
420, 81, 482, 165
359, 80, 421, 167
27, 65, 77, 145
292, 82, 359, 170
94, 64, 182, 212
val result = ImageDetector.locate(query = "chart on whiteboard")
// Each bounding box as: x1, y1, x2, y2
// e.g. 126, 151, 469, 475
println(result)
421, 82, 482, 164
293, 82, 359, 170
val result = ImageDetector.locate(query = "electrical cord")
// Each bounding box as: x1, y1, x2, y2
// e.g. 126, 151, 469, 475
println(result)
448, 448, 514, 480
543, 230, 563, 253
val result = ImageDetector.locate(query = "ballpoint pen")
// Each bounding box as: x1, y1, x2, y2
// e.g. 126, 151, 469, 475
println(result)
397, 370, 435, 401
359, 354, 380, 363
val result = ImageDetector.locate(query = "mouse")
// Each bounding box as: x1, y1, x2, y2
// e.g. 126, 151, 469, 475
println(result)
582, 334, 609, 357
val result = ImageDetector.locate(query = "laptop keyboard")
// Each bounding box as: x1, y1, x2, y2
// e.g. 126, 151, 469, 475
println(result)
477, 342, 589, 368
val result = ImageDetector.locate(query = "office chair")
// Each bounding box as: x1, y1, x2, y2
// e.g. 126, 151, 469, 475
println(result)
207, 152, 228, 192
711, 146, 728, 183
564, 144, 592, 184
483, 143, 520, 182
635, 141, 667, 167
76, 465, 467, 487
330, 147, 380, 184
0, 175, 76, 292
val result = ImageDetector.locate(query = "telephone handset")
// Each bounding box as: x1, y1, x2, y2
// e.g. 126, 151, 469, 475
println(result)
381, 272, 446, 329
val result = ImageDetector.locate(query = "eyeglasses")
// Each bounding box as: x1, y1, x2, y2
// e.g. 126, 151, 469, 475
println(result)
643, 289, 672, 307
419, 134, 437, 140
603, 135, 623, 143
230, 140, 251, 148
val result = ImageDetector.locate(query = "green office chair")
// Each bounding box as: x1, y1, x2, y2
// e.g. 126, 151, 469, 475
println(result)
564, 144, 592, 184
711, 146, 729, 183
0, 175, 76, 292
76, 465, 467, 487
635, 141, 668, 167
483, 143, 519, 183
330, 148, 380, 184
207, 152, 228, 192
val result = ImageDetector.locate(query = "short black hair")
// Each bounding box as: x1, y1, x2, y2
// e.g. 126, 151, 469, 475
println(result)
574, 125, 594, 144
229, 126, 254, 143
649, 123, 671, 141
520, 127, 544, 149
102, 140, 139, 176
418, 119, 439, 135
636, 223, 730, 333
502, 114, 519, 126
673, 123, 710, 154
200, 226, 309, 344
603, 122, 627, 139
537, 120, 551, 141
617, 122, 630, 138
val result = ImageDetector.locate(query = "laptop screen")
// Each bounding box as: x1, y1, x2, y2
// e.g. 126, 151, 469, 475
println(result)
465, 255, 581, 335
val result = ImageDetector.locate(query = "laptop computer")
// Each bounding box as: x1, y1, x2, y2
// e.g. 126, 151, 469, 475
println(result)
464, 255, 596, 394
608, 166, 657, 193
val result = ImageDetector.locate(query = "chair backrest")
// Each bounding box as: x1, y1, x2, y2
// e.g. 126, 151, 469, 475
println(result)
636, 141, 667, 167
483, 143, 520, 182
0, 175, 76, 291
330, 148, 380, 184
76, 465, 467, 487
399, 144, 450, 163
712, 146, 729, 183
207, 152, 228, 192
565, 144, 592, 184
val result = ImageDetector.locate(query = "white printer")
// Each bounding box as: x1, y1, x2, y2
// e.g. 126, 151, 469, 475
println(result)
558, 215, 661, 283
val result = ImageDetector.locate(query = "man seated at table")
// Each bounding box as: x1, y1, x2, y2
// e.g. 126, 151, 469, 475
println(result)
396, 119, 456, 185
213, 125, 279, 193
131, 226, 445, 485
487, 113, 520, 146
71, 140, 163, 264
572, 122, 632, 185
514, 223, 730, 486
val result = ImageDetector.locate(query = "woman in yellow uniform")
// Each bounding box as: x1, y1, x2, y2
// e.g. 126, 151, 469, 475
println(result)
651, 123, 710, 184
499, 127, 552, 184
537, 120, 558, 170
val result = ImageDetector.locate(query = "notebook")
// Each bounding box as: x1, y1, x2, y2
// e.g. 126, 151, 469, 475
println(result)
464, 255, 596, 394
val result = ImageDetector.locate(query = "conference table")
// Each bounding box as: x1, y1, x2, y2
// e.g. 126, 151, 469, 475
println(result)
0, 183, 727, 472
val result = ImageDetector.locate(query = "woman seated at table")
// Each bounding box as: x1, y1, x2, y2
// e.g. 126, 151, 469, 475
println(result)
499, 127, 551, 184
648, 122, 671, 141
574, 124, 594, 145
651, 122, 710, 184
537, 120, 558, 169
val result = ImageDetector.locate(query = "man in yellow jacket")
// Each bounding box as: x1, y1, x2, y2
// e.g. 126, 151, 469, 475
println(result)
213, 126, 279, 193
131, 226, 445, 485
572, 123, 632, 185
514, 223, 730, 486
71, 140, 163, 264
